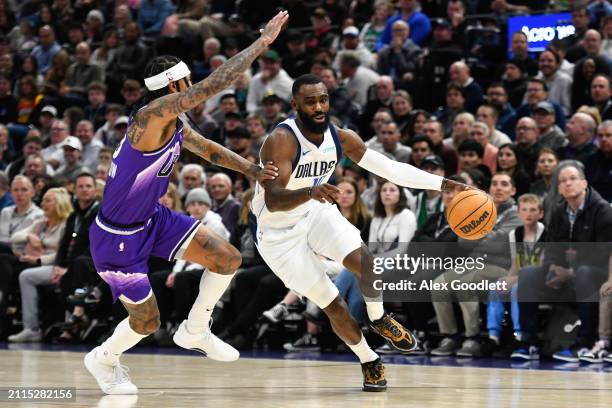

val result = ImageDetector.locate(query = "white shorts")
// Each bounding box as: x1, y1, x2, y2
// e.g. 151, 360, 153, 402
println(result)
255, 204, 362, 307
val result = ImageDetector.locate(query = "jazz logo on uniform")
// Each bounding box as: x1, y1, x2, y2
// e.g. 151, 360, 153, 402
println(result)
119, 242, 125, 252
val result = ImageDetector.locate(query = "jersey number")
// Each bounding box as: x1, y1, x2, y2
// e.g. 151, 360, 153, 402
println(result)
157, 152, 180, 177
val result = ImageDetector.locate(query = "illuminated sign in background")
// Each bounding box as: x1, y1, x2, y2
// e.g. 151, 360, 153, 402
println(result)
507, 12, 575, 52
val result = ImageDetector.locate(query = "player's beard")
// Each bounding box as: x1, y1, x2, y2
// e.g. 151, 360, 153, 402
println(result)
297, 108, 330, 134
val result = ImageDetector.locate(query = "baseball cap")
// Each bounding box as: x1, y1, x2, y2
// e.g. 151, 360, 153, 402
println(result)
421, 155, 444, 169
225, 111, 243, 121
40, 105, 58, 117
342, 26, 360, 37
262, 50, 281, 62
534, 101, 555, 114
262, 92, 282, 104
185, 188, 211, 207
62, 136, 82, 151
432, 18, 451, 29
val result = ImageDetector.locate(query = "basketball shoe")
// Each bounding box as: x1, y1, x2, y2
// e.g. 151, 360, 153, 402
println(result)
84, 347, 138, 395
173, 320, 239, 362
361, 358, 387, 392
368, 314, 418, 353
579, 340, 610, 364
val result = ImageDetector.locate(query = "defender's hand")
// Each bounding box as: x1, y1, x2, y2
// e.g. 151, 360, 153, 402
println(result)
260, 10, 289, 46
256, 161, 279, 184
311, 183, 341, 204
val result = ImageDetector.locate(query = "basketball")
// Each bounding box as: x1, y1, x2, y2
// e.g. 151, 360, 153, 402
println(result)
446, 190, 497, 240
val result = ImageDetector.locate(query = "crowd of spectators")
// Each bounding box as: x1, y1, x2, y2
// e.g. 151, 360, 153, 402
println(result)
0, 0, 611, 365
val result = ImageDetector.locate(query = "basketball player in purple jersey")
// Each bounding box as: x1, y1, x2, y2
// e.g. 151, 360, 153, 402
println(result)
84, 11, 289, 395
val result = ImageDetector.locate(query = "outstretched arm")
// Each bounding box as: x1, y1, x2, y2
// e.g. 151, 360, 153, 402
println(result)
182, 122, 277, 182
127, 11, 289, 148
261, 128, 340, 212
338, 127, 469, 191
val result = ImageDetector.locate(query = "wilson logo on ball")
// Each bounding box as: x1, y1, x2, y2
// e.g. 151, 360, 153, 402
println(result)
459, 211, 490, 234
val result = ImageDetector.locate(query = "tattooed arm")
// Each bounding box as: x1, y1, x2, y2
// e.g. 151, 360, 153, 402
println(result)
183, 123, 257, 177
127, 10, 289, 151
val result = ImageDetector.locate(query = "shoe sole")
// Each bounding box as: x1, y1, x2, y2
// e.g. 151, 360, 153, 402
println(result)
363, 384, 387, 392
510, 355, 539, 361
430, 350, 457, 356
579, 357, 604, 364
173, 332, 209, 357
553, 356, 579, 363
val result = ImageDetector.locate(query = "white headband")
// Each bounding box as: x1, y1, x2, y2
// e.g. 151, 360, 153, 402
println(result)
144, 61, 191, 91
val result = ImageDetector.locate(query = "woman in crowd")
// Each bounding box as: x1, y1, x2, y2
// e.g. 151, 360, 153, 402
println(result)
530, 147, 559, 199
7, 188, 71, 342
496, 143, 531, 197
358, 0, 393, 52
445, 112, 475, 151
391, 90, 413, 138
90, 30, 119, 71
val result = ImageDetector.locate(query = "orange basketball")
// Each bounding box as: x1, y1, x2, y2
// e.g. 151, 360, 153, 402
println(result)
446, 190, 497, 240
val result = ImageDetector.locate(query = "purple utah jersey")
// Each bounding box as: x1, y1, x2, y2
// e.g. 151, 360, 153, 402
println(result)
101, 116, 183, 224
90, 114, 201, 303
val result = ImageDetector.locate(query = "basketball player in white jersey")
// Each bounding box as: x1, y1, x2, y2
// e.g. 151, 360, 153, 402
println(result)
251, 74, 469, 391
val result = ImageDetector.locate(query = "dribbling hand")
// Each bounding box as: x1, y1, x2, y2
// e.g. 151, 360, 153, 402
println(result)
442, 178, 475, 193
310, 183, 341, 204
259, 10, 289, 46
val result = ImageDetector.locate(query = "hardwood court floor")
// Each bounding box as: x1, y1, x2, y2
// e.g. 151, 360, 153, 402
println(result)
0, 349, 611, 408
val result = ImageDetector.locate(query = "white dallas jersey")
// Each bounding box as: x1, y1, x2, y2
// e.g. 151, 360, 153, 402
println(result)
251, 117, 342, 228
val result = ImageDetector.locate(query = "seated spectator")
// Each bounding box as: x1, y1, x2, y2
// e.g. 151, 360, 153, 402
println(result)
31, 25, 62, 75
8, 187, 72, 342
211, 93, 240, 129
530, 147, 559, 199
83, 82, 108, 130
422, 119, 458, 176
178, 163, 206, 202
246, 50, 293, 114
137, 0, 174, 37
445, 112, 474, 151
514, 117, 542, 178
536, 49, 573, 115
120, 80, 144, 116
259, 94, 287, 131
359, 0, 393, 52
6, 134, 44, 182
486, 83, 517, 138
0, 124, 15, 170
75, 120, 103, 171
408, 134, 433, 168
376, 20, 421, 86
246, 114, 267, 154
15, 75, 41, 125
457, 139, 492, 187
449, 61, 484, 114
558, 112, 599, 165
0, 175, 43, 255
435, 82, 466, 137
338, 52, 380, 108
390, 90, 413, 137
60, 42, 104, 108
55, 136, 90, 181
497, 143, 531, 197
476, 104, 512, 148
320, 68, 359, 129
467, 121, 497, 174
90, 30, 119, 72
0, 172, 13, 212
367, 120, 411, 163
516, 78, 566, 131
516, 162, 612, 362
585, 120, 612, 202
508, 31, 539, 76
411, 155, 445, 228
590, 74, 612, 121
334, 26, 375, 71
209, 173, 240, 237
430, 172, 520, 357
93, 104, 123, 147
106, 22, 148, 101
531, 101, 566, 151
376, 0, 431, 49
0, 74, 17, 124
282, 31, 312, 79
503, 60, 528, 109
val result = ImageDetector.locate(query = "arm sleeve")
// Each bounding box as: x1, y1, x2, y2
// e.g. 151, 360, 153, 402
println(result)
358, 148, 443, 191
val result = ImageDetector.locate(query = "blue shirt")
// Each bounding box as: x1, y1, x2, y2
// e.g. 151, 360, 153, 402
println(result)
376, 11, 431, 50
31, 42, 61, 74
0, 192, 13, 212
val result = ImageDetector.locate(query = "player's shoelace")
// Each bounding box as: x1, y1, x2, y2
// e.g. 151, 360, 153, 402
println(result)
380, 315, 404, 339
363, 360, 385, 382
109, 364, 131, 384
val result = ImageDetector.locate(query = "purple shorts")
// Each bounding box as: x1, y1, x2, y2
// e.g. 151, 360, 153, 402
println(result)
90, 203, 200, 302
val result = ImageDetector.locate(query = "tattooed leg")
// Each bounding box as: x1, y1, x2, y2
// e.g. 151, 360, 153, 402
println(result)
121, 295, 161, 335
182, 225, 242, 275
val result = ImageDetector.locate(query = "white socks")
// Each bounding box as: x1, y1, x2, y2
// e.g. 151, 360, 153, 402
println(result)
348, 334, 379, 363
365, 301, 384, 321
187, 270, 235, 333
98, 318, 147, 365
